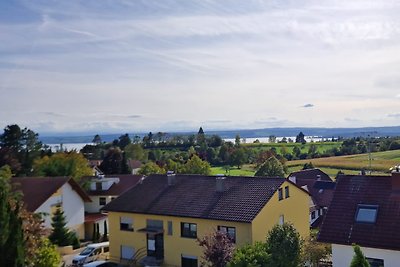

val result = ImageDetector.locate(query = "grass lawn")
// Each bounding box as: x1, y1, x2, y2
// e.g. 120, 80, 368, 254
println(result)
210, 166, 255, 176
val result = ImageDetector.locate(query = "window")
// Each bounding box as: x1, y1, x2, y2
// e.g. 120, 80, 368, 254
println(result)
168, 221, 173, 236
182, 255, 198, 267
121, 245, 134, 260
366, 257, 384, 267
99, 197, 106, 206
120, 216, 134, 231
279, 215, 284, 225
311, 211, 316, 220
355, 204, 378, 223
218, 226, 236, 243
181, 222, 197, 238
285, 186, 289, 198
111, 197, 116, 201
278, 188, 283, 201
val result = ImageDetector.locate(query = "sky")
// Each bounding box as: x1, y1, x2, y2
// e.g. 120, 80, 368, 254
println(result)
1, 0, 400, 134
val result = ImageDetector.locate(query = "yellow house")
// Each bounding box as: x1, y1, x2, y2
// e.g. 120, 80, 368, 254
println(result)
102, 174, 310, 267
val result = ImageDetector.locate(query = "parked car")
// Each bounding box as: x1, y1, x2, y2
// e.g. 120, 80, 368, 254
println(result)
72, 242, 110, 266
83, 260, 118, 267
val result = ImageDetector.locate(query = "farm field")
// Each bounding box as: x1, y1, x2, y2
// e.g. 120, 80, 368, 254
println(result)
210, 166, 255, 176
243, 141, 341, 154
286, 149, 400, 174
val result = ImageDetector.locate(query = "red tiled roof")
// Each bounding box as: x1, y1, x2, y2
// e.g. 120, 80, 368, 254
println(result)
288, 169, 335, 208
318, 174, 400, 251
81, 174, 143, 196
85, 213, 108, 223
11, 177, 91, 212
102, 174, 286, 223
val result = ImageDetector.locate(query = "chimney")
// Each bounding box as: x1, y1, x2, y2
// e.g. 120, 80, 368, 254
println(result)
288, 175, 296, 184
167, 171, 176, 186
216, 176, 226, 192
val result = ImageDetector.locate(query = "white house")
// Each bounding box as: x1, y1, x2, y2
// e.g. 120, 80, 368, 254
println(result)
81, 174, 143, 240
318, 172, 400, 267
11, 177, 91, 239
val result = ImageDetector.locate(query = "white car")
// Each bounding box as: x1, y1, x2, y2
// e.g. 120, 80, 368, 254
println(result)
72, 242, 110, 266
83, 261, 118, 267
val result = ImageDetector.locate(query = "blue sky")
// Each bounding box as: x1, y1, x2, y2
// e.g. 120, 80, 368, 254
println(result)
1, 0, 400, 133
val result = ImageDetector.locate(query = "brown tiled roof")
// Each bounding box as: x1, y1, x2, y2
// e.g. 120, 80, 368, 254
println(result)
11, 177, 91, 212
81, 174, 143, 196
318, 174, 400, 251
287, 169, 335, 208
102, 174, 285, 223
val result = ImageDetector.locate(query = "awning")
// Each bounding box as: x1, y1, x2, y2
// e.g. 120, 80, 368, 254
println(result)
85, 213, 108, 223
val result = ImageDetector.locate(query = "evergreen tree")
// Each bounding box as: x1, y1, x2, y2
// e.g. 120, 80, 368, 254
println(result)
48, 208, 73, 247
0, 176, 25, 266
350, 245, 370, 267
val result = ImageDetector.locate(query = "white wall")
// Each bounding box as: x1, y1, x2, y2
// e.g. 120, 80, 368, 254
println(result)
333, 244, 400, 267
85, 195, 116, 213
36, 182, 85, 231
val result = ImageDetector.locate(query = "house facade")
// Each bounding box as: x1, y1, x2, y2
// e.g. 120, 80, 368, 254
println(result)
287, 168, 335, 227
318, 172, 400, 267
81, 174, 143, 240
103, 174, 310, 267
11, 177, 91, 239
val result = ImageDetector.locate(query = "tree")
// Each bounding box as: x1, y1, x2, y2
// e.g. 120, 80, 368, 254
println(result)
99, 147, 130, 175
255, 156, 285, 177
181, 155, 211, 175
265, 223, 301, 267
48, 208, 74, 247
350, 245, 370, 267
302, 162, 315, 170
230, 148, 247, 169
197, 229, 235, 267
92, 134, 102, 144
0, 165, 12, 179
295, 132, 306, 144
138, 162, 165, 175
235, 134, 241, 147
292, 146, 301, 159
301, 233, 331, 267
0, 124, 43, 175
33, 151, 93, 179
0, 175, 25, 266
124, 143, 147, 161
228, 242, 270, 267
308, 144, 318, 158
118, 133, 132, 149
268, 135, 277, 143
32, 238, 61, 267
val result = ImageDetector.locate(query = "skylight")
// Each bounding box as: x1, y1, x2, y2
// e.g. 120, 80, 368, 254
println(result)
355, 204, 378, 223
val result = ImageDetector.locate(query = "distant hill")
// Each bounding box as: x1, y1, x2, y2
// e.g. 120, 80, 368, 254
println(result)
39, 126, 400, 145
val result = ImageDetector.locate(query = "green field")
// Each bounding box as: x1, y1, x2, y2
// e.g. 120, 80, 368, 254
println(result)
243, 141, 341, 154
210, 166, 255, 176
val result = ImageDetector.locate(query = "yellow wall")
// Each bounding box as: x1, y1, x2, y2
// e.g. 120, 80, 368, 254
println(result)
251, 181, 310, 242
108, 212, 251, 266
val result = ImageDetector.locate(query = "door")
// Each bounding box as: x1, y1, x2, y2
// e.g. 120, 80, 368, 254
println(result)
147, 233, 164, 259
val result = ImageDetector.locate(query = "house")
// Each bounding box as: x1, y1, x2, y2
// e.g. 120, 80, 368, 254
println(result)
127, 159, 142, 174
102, 174, 310, 267
81, 174, 143, 240
318, 172, 400, 267
11, 176, 91, 239
287, 168, 335, 227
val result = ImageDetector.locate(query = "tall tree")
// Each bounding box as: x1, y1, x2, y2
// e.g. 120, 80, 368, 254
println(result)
92, 134, 102, 144
48, 208, 73, 247
124, 143, 147, 161
197, 230, 235, 267
228, 242, 270, 267
255, 156, 285, 177
265, 223, 301, 267
350, 245, 370, 267
99, 147, 129, 175
118, 133, 132, 149
295, 132, 306, 144
0, 175, 25, 266
138, 162, 165, 175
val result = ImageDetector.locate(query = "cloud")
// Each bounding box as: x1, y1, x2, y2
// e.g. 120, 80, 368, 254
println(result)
302, 104, 314, 108
388, 113, 400, 118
